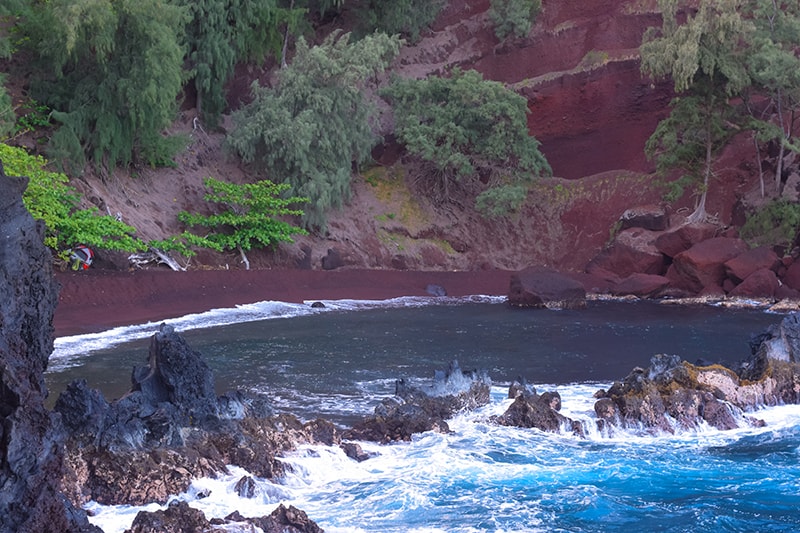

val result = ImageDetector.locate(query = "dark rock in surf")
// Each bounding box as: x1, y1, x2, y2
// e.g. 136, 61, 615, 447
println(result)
345, 360, 491, 443
124, 500, 323, 533
597, 311, 800, 434
340, 441, 372, 462
0, 163, 100, 532
594, 354, 742, 433
235, 476, 257, 498
492, 378, 584, 436
508, 266, 586, 309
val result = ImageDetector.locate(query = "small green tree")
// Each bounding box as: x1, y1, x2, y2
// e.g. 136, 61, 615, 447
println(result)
489, 0, 542, 41
640, 0, 752, 223
740, 199, 800, 248
177, 177, 308, 269
227, 30, 402, 230
382, 68, 551, 214
0, 143, 145, 257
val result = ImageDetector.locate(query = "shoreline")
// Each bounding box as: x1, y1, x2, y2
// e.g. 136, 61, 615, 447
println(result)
54, 268, 514, 337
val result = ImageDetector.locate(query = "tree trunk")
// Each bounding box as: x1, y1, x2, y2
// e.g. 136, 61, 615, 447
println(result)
687, 107, 714, 224
281, 0, 295, 69
238, 245, 250, 270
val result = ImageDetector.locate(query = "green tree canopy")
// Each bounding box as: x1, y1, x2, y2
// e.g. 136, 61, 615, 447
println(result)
382, 68, 551, 215
354, 0, 445, 43
226, 30, 402, 230
640, 0, 752, 223
177, 0, 297, 126
19, 0, 188, 171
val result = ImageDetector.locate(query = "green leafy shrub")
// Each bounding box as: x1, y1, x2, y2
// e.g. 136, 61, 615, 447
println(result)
382, 68, 550, 211
740, 200, 800, 249
0, 143, 145, 257
489, 0, 542, 41
177, 177, 308, 254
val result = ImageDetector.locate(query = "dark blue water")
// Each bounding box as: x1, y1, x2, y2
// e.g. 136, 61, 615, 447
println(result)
48, 298, 800, 532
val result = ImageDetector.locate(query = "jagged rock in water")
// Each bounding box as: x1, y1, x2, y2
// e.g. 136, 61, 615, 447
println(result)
0, 163, 99, 532
345, 360, 491, 442
492, 378, 584, 436
594, 354, 742, 434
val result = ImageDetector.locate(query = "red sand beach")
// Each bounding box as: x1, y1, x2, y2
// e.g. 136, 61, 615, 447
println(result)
53, 269, 514, 337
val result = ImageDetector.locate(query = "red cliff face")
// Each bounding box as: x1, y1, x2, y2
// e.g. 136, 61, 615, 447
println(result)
421, 0, 673, 179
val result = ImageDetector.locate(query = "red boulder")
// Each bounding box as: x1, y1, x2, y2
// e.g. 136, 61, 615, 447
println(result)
724, 246, 780, 283
586, 228, 666, 279
668, 237, 749, 294
728, 268, 781, 299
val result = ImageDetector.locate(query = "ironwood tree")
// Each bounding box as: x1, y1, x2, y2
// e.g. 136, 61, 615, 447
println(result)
640, 0, 751, 223
743, 0, 800, 195
382, 68, 551, 216
226, 30, 402, 230
18, 0, 187, 172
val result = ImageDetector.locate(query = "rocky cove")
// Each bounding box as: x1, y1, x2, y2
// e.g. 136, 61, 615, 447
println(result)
5, 157, 800, 531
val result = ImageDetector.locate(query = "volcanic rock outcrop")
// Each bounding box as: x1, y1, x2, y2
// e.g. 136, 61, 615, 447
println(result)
593, 313, 800, 434
124, 500, 322, 533
56, 324, 336, 517
0, 163, 99, 532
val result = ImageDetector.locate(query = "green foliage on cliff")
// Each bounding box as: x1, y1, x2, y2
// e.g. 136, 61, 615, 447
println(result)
740, 199, 800, 248
178, 0, 294, 127
0, 144, 145, 257
178, 177, 308, 253
489, 0, 542, 40
0, 77, 13, 141
17, 0, 188, 171
226, 31, 401, 230
355, 0, 445, 42
743, 0, 800, 193
382, 68, 551, 215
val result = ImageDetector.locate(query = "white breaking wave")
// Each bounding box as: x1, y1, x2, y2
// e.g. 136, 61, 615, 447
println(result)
83, 384, 800, 533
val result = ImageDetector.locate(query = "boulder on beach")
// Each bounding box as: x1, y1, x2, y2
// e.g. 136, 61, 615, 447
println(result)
666, 237, 750, 294
508, 266, 586, 309
586, 228, 666, 280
